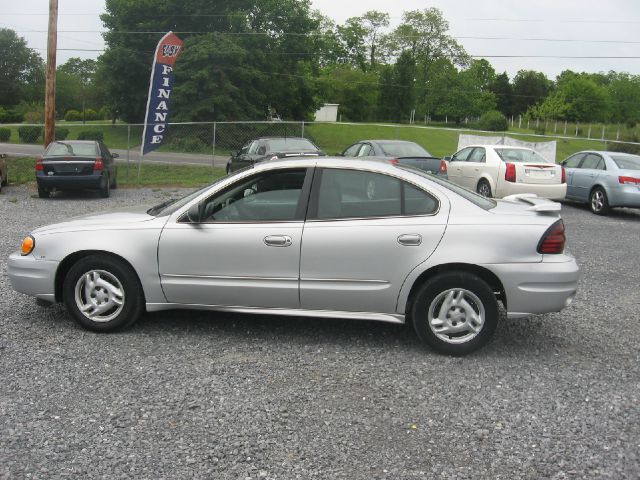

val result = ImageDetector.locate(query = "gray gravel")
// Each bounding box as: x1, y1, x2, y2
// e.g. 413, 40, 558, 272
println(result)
1, 185, 639, 480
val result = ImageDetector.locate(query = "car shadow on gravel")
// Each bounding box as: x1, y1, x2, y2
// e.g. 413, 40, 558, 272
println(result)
559, 200, 640, 221
38, 190, 107, 200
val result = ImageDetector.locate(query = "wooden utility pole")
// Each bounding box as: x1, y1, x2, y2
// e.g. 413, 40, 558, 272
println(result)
44, 0, 59, 147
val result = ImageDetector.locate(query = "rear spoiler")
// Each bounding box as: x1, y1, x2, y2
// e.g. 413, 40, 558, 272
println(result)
502, 193, 561, 212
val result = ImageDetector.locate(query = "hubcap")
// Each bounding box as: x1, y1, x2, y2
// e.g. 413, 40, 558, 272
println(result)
478, 183, 490, 197
591, 191, 604, 212
428, 288, 485, 344
74, 270, 124, 322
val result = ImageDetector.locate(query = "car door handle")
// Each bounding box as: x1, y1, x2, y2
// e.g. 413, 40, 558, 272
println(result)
264, 235, 292, 247
398, 234, 422, 246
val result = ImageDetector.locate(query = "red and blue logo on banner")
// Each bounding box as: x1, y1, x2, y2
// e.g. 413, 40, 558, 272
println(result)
141, 32, 184, 155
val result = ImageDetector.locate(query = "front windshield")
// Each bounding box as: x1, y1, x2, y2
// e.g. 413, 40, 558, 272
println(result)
611, 154, 640, 171
266, 138, 317, 152
45, 142, 98, 156
495, 148, 551, 164
380, 142, 432, 158
397, 165, 496, 211
147, 174, 237, 217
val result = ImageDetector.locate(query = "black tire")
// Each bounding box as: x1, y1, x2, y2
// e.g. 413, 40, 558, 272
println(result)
477, 179, 492, 198
226, 163, 232, 175
1, 173, 7, 186
590, 187, 610, 215
111, 169, 118, 189
100, 174, 110, 198
38, 187, 50, 198
62, 254, 144, 332
411, 271, 498, 355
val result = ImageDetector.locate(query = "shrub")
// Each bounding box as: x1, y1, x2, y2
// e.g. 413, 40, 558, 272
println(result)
23, 110, 44, 123
77, 130, 104, 141
84, 108, 99, 121
609, 132, 640, 155
18, 126, 43, 143
98, 106, 110, 120
0, 108, 23, 123
479, 110, 508, 132
0, 127, 10, 141
55, 127, 70, 140
64, 110, 83, 122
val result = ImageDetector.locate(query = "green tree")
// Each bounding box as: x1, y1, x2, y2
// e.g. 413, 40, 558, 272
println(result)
316, 65, 378, 121
512, 70, 552, 115
0, 28, 44, 107
607, 73, 640, 126
558, 75, 610, 122
489, 72, 514, 118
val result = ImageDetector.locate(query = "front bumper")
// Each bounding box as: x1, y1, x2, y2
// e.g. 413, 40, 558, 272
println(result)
484, 254, 579, 318
7, 252, 58, 303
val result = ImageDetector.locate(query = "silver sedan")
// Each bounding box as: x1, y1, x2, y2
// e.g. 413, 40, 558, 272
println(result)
8, 158, 579, 355
561, 150, 640, 214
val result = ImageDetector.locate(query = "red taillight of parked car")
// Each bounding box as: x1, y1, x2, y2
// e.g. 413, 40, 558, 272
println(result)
93, 157, 104, 171
390, 158, 399, 165
561, 166, 566, 184
439, 159, 448, 174
35, 158, 44, 171
537, 219, 566, 254
619, 175, 640, 185
505, 162, 517, 182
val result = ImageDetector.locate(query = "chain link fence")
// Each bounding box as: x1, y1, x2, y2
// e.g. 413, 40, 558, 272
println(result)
2, 120, 640, 186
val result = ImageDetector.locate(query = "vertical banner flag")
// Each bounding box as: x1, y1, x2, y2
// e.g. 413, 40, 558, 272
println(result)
141, 31, 184, 155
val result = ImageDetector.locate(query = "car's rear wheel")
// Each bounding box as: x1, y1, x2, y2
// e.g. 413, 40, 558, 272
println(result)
100, 174, 110, 198
590, 187, 610, 215
62, 254, 144, 332
411, 271, 498, 355
477, 179, 492, 198
38, 187, 50, 198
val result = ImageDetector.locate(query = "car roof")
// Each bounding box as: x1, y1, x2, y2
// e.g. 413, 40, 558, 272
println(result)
257, 137, 310, 141
359, 139, 419, 144
51, 140, 98, 144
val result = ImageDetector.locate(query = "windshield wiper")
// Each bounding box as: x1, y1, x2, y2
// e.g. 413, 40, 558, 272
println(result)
147, 198, 178, 216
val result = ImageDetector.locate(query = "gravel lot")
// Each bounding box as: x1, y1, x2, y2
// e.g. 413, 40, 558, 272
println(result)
1, 185, 639, 480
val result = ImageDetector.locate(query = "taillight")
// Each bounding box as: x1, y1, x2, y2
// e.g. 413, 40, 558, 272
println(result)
35, 158, 44, 171
619, 175, 640, 185
94, 157, 104, 171
505, 163, 517, 182
561, 166, 566, 184
537, 219, 566, 254
439, 159, 448, 174
390, 158, 399, 165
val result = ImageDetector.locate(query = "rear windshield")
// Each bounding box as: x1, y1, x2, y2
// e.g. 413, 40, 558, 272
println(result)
46, 142, 98, 156
610, 154, 640, 171
266, 138, 317, 152
397, 165, 496, 210
379, 142, 432, 158
495, 148, 551, 164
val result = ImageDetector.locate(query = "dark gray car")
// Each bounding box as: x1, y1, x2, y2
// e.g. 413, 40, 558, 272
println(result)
340, 140, 447, 177
36, 140, 118, 198
561, 150, 640, 214
226, 137, 324, 173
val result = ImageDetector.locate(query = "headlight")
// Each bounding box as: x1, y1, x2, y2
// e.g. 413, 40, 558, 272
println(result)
21, 235, 35, 256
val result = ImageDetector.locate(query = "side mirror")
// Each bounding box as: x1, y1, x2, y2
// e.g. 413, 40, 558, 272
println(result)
187, 203, 202, 223
112, 153, 119, 159
443, 156, 452, 162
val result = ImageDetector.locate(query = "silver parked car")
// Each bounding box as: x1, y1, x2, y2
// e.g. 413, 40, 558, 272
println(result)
8, 158, 579, 355
561, 150, 640, 214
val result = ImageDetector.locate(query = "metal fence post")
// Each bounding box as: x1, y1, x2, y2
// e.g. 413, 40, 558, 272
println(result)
126, 124, 130, 183
301, 121, 304, 138
212, 122, 216, 172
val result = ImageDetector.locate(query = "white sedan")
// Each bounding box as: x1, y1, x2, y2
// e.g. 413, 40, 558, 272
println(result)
445, 145, 567, 200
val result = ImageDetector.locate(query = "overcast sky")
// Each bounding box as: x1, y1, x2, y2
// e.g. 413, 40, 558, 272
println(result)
3, 0, 640, 79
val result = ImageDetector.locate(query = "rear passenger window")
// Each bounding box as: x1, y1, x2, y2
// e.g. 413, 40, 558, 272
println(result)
314, 169, 438, 219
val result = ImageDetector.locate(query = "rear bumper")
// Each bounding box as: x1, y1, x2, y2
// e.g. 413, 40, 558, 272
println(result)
36, 172, 103, 190
484, 255, 579, 318
8, 252, 58, 303
608, 185, 640, 208
498, 182, 567, 200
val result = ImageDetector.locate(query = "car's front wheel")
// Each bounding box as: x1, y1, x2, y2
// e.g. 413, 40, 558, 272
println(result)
62, 254, 144, 332
411, 271, 498, 355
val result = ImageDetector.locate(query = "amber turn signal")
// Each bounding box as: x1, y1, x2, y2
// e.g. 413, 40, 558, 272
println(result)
21, 235, 35, 256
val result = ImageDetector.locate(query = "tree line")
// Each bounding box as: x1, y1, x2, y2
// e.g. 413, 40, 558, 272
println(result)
1, 0, 640, 129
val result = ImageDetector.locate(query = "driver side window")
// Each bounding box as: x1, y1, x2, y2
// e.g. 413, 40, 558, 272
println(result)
453, 147, 473, 162
199, 169, 307, 222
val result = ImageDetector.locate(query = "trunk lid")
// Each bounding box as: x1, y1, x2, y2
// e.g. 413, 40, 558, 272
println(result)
42, 156, 96, 176
514, 163, 562, 185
